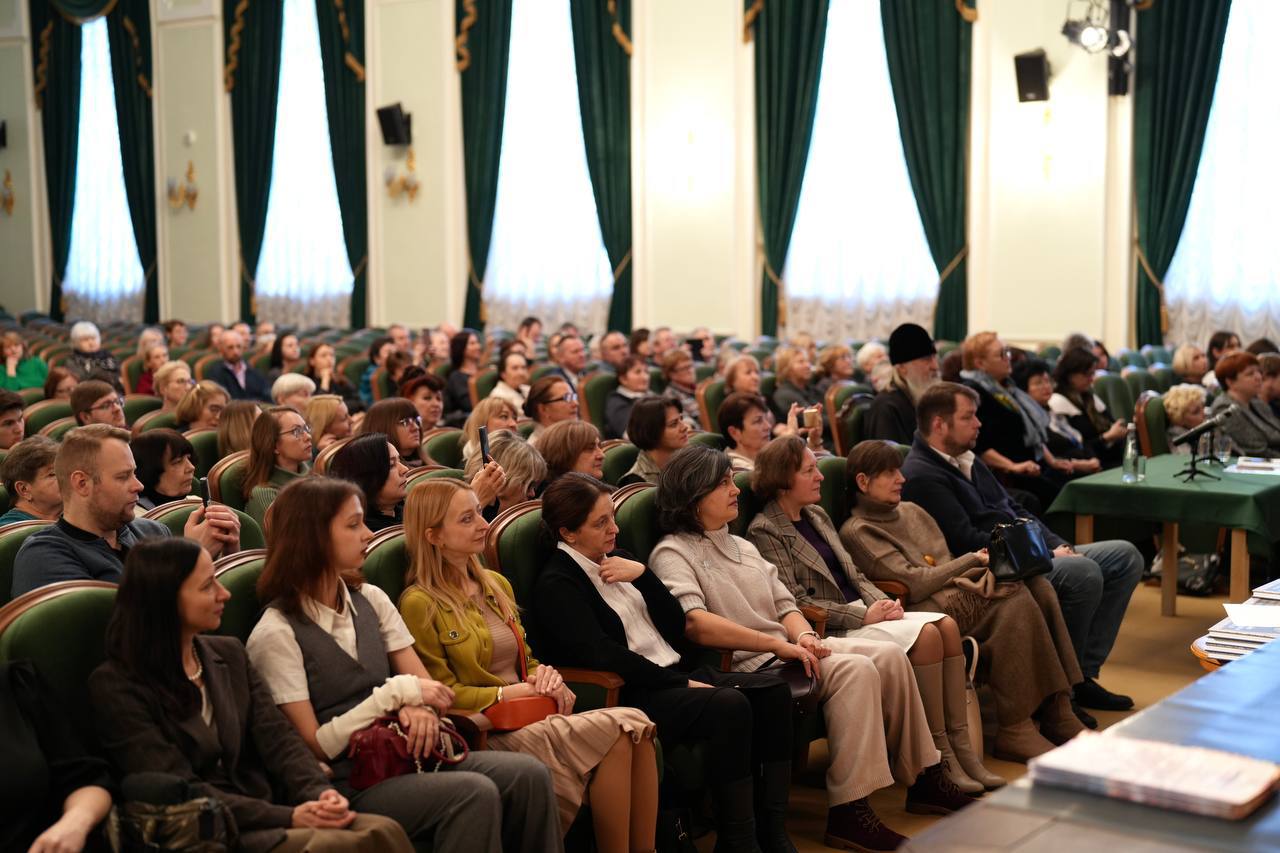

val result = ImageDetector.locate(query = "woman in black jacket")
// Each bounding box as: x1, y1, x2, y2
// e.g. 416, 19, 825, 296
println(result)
532, 473, 795, 853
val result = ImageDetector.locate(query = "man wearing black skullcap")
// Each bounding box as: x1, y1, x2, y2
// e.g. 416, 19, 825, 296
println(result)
864, 323, 940, 445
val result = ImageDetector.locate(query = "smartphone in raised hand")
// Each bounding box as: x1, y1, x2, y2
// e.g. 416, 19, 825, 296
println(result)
479, 425, 491, 464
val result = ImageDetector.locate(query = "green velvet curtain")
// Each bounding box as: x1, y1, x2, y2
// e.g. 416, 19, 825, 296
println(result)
105, 0, 158, 323
880, 0, 974, 343
224, 0, 285, 323
1133, 0, 1232, 347
750, 0, 829, 337
457, 0, 513, 332
29, 1, 82, 322
315, 0, 368, 328
569, 0, 632, 333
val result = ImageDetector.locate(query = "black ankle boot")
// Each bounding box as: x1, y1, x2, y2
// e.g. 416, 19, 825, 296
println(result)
754, 762, 796, 853
713, 776, 762, 853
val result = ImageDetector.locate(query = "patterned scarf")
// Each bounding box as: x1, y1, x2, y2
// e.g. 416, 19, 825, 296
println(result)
961, 369, 1048, 450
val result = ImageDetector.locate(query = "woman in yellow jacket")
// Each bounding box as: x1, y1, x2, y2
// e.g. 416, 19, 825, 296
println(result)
398, 479, 659, 853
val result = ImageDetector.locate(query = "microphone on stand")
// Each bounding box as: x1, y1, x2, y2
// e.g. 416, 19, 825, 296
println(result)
1170, 403, 1240, 448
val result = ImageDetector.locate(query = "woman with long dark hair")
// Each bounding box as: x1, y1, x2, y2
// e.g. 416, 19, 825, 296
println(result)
359, 398, 425, 468
130, 429, 197, 510
245, 478, 560, 851
242, 406, 313, 527
91, 538, 412, 852
328, 433, 410, 531
268, 333, 304, 384
444, 331, 484, 427
1049, 349, 1127, 468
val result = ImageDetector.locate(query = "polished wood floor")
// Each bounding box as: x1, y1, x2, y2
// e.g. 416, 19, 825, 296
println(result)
692, 582, 1225, 851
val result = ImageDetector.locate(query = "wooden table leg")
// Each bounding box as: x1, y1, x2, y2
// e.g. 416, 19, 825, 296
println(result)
1162, 521, 1179, 617
1075, 514, 1094, 546
1230, 528, 1250, 603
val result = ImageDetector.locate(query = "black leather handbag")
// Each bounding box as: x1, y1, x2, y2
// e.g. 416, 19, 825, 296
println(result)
755, 656, 820, 713
988, 518, 1054, 582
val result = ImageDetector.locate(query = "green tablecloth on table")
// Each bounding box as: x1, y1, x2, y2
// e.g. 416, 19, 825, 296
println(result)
1047, 454, 1280, 554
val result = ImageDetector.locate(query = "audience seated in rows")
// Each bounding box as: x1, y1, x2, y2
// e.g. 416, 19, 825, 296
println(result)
243, 407, 313, 527
525, 376, 577, 446
538, 420, 605, 483
1009, 359, 1103, 474
960, 332, 1073, 510
244, 477, 561, 851
603, 356, 650, 440
305, 394, 351, 454
866, 323, 940, 446
747, 437, 1017, 791
329, 432, 410, 532
90, 538, 415, 851
11, 425, 239, 596
399, 368, 445, 431
175, 380, 229, 432
649, 444, 973, 850
0, 390, 23, 450
719, 392, 824, 474
207, 329, 271, 402
72, 381, 127, 429
2, 329, 50, 391
463, 429, 545, 521
444, 331, 485, 427
267, 332, 303, 384
400, 478, 658, 847
1209, 351, 1280, 458
360, 398, 423, 468
130, 429, 197, 510
1162, 384, 1207, 453
0, 436, 61, 524
620, 397, 689, 487
217, 399, 262, 458
900, 383, 1142, 719
272, 373, 315, 412
1048, 349, 1127, 468
45, 366, 79, 401
303, 342, 361, 412
659, 350, 700, 429
461, 398, 519, 471
842, 440, 1086, 766
66, 322, 121, 389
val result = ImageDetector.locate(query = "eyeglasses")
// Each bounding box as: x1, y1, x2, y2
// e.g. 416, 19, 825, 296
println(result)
547, 392, 578, 404
90, 397, 125, 413
279, 424, 313, 440
397, 416, 423, 429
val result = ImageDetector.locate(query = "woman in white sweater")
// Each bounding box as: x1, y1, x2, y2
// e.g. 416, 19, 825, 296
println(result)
648, 445, 974, 853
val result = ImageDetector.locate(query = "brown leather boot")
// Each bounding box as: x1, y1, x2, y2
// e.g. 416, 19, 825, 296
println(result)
1039, 690, 1087, 746
824, 799, 907, 852
905, 763, 980, 816
993, 718, 1056, 763
915, 661, 984, 794
942, 655, 1006, 790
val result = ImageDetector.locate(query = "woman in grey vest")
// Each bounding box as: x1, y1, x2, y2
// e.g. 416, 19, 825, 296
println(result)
246, 478, 561, 853
91, 537, 412, 852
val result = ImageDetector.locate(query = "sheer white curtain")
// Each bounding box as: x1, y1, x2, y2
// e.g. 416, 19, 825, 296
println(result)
483, 0, 613, 334
255, 0, 354, 328
63, 18, 145, 323
782, 0, 938, 343
1164, 0, 1280, 348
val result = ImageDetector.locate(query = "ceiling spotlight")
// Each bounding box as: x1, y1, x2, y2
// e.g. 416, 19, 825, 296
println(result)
1062, 0, 1115, 54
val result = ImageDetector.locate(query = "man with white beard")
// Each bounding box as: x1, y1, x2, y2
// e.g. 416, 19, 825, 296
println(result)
865, 323, 940, 445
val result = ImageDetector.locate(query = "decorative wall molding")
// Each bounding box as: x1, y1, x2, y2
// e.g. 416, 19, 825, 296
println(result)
156, 0, 218, 25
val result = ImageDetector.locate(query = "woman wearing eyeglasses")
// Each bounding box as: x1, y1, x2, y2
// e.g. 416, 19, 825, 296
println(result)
174, 380, 230, 433
153, 362, 196, 413
243, 406, 314, 528
524, 377, 578, 447
619, 397, 689, 487
360, 398, 426, 468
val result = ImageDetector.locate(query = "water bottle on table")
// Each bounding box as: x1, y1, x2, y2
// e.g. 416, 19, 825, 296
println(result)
1121, 423, 1144, 483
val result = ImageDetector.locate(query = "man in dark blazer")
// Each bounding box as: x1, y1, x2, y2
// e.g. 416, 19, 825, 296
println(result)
865, 323, 939, 445
547, 334, 588, 395
205, 329, 271, 401
901, 381, 1142, 719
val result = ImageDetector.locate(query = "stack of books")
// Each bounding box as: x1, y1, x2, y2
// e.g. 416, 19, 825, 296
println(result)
1204, 587, 1280, 661
1029, 731, 1279, 819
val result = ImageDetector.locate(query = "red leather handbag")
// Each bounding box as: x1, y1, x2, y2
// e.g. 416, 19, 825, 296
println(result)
348, 715, 468, 790
482, 615, 559, 731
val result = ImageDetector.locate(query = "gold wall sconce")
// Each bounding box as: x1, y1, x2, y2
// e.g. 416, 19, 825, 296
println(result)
167, 161, 199, 211
1, 170, 14, 217
384, 148, 419, 202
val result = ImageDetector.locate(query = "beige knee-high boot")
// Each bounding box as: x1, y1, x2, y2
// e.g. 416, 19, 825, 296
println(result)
913, 662, 983, 794
942, 656, 1006, 790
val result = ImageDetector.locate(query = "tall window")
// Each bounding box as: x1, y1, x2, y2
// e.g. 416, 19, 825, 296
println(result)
1163, 0, 1280, 347
483, 0, 613, 333
63, 18, 145, 322
782, 0, 938, 342
255, 0, 353, 327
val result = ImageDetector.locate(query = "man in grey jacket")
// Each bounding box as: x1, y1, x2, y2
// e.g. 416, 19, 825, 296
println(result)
11, 424, 239, 597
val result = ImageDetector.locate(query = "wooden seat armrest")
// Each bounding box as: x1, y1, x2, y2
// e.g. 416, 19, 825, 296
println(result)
558, 667, 625, 707
445, 708, 492, 750
798, 604, 829, 638
871, 579, 910, 600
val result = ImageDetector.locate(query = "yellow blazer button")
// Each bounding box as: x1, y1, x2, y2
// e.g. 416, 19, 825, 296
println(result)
923, 555, 936, 566
448, 630, 459, 639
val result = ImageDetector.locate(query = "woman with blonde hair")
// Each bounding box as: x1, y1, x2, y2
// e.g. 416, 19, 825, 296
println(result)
814, 345, 855, 397
242, 406, 313, 527
399, 479, 658, 852
174, 380, 229, 432
463, 430, 546, 521
134, 343, 170, 395
771, 347, 823, 427
217, 400, 262, 458
306, 393, 353, 452
153, 361, 194, 412
461, 397, 519, 469
537, 420, 605, 482
1162, 383, 1207, 453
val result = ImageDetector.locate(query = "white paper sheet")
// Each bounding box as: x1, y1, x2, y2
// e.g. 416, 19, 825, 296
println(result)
1223, 602, 1280, 627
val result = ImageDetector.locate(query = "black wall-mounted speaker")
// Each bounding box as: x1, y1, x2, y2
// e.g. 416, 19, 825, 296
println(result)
376, 103, 412, 146
1014, 50, 1050, 102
